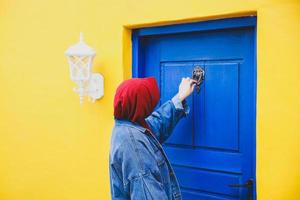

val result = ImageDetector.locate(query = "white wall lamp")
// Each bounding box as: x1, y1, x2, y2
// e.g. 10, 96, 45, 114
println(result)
65, 33, 104, 104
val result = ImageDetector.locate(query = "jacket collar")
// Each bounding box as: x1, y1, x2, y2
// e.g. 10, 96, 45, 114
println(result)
114, 119, 148, 133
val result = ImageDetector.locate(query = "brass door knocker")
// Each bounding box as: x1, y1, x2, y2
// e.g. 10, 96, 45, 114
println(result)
192, 66, 205, 93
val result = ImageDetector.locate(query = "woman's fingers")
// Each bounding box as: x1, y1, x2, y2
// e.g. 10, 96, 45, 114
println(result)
189, 79, 197, 86
181, 77, 196, 88
178, 77, 197, 101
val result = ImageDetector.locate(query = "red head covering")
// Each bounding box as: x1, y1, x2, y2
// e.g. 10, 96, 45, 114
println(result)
113, 77, 160, 130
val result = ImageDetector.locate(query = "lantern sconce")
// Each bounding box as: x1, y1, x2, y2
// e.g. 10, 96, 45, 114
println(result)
65, 32, 104, 104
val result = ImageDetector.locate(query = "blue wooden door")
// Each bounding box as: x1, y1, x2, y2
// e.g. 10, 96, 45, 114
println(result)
132, 17, 256, 200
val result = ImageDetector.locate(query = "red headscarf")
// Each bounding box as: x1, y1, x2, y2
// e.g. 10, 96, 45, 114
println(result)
113, 77, 160, 130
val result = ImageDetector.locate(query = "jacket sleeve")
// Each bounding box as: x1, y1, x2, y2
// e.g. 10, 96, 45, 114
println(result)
145, 94, 190, 143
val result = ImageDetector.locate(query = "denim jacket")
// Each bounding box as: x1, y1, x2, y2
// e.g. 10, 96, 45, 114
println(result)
109, 94, 190, 200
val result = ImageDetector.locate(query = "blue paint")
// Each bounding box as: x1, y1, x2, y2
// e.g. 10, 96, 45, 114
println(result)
132, 17, 257, 200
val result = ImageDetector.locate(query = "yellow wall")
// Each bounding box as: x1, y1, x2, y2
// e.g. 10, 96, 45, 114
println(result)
0, 0, 299, 199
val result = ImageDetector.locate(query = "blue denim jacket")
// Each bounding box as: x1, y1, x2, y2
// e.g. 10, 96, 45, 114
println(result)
109, 94, 190, 200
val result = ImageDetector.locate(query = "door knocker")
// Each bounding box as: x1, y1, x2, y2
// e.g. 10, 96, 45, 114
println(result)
192, 66, 205, 93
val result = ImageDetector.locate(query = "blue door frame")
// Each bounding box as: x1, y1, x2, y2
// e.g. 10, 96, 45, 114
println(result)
132, 16, 257, 199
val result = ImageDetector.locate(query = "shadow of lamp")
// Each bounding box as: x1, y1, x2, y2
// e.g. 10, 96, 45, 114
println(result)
65, 32, 104, 104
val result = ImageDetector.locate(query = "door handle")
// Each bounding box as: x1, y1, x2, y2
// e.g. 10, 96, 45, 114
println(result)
229, 179, 254, 200
192, 66, 205, 93
229, 179, 253, 188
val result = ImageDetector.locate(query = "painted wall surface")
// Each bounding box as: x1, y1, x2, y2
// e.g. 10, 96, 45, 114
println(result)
0, 0, 299, 199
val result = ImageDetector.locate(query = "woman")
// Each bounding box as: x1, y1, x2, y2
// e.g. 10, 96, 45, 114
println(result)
109, 77, 196, 200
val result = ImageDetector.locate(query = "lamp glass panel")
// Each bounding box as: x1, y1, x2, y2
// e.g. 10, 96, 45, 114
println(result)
68, 55, 92, 81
